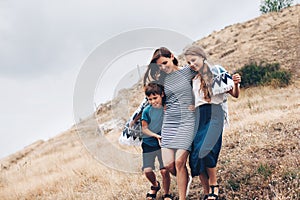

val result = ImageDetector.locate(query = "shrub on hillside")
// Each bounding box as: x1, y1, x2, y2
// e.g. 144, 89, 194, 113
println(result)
236, 62, 292, 88
260, 0, 294, 13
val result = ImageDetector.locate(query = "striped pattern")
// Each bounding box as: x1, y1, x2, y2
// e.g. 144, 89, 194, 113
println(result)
161, 66, 196, 150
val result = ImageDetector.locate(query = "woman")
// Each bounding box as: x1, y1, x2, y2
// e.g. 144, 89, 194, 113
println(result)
144, 47, 196, 200
184, 45, 241, 200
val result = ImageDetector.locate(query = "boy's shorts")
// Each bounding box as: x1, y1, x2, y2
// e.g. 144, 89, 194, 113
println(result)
142, 143, 164, 170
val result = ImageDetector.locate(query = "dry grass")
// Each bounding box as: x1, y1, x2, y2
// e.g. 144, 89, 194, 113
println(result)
0, 81, 299, 200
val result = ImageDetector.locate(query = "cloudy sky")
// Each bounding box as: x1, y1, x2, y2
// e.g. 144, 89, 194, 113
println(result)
1, 0, 299, 158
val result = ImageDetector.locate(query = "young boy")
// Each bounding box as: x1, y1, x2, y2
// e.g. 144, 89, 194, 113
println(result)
141, 82, 173, 200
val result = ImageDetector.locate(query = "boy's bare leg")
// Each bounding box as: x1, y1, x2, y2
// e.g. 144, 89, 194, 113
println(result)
144, 168, 159, 195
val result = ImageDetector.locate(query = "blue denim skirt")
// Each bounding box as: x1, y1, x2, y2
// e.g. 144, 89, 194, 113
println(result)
189, 104, 224, 177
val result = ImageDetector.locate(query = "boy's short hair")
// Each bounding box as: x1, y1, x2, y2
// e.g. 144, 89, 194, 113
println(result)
144, 82, 163, 96
144, 82, 165, 104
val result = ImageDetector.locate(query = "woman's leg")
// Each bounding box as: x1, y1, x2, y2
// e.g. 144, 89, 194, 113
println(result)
160, 168, 171, 197
175, 149, 189, 200
162, 148, 176, 176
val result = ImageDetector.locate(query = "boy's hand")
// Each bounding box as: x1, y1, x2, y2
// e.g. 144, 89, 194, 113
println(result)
156, 135, 162, 147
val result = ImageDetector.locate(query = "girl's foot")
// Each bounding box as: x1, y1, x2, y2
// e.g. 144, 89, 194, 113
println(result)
208, 185, 219, 200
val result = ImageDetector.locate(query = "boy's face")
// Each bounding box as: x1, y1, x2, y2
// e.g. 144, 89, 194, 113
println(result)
147, 93, 163, 108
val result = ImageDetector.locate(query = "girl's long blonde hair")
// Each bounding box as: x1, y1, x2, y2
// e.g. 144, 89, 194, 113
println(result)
184, 45, 213, 102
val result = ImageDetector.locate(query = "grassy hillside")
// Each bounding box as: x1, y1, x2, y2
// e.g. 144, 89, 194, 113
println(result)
1, 5, 299, 200
1, 82, 299, 200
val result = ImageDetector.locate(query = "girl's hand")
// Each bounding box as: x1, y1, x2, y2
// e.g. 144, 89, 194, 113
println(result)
232, 73, 241, 84
228, 73, 241, 98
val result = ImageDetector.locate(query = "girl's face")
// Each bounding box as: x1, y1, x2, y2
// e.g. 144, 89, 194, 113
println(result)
156, 55, 177, 74
147, 93, 163, 108
185, 55, 204, 71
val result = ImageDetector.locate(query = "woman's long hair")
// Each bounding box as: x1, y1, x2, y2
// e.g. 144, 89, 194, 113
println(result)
143, 47, 178, 86
184, 45, 213, 102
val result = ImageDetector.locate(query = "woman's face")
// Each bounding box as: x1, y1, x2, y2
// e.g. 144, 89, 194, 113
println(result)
156, 55, 176, 74
185, 55, 204, 71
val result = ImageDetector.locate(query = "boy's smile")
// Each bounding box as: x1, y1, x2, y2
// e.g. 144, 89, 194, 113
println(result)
147, 93, 163, 108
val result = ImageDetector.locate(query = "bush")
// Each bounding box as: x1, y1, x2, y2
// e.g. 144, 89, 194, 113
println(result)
260, 0, 294, 14
236, 62, 292, 88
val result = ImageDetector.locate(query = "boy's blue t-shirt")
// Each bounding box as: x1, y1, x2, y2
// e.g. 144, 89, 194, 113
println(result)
141, 104, 164, 147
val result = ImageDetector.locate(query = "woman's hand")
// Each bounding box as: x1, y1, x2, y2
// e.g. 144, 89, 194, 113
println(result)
188, 105, 195, 111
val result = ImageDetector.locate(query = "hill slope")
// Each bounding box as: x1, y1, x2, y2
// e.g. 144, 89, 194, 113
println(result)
188, 5, 300, 78
1, 5, 299, 200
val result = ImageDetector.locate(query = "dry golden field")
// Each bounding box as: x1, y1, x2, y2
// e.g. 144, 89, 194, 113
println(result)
0, 81, 299, 200
0, 4, 299, 200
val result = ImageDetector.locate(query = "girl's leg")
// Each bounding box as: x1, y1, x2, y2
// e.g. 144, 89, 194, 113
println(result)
206, 167, 219, 199
206, 167, 217, 185
175, 149, 189, 200
199, 172, 209, 195
162, 148, 176, 176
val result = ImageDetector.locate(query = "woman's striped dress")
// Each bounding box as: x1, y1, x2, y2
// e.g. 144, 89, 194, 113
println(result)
161, 66, 196, 150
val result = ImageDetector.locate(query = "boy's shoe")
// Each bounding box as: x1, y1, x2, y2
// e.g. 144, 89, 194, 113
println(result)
186, 175, 192, 197
146, 181, 161, 200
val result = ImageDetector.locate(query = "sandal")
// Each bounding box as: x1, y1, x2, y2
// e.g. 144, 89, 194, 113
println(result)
208, 185, 219, 200
162, 193, 174, 200
146, 181, 161, 200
